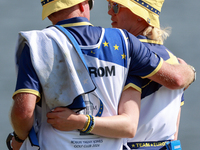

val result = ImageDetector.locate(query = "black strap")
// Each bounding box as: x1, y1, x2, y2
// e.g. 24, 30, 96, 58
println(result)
6, 133, 14, 150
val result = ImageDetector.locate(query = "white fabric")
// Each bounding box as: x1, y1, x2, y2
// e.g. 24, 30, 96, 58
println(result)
20, 139, 39, 150
15, 26, 95, 110
126, 86, 183, 143
17, 27, 130, 150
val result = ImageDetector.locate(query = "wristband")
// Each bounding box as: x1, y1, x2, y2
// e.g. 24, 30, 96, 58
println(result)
13, 132, 24, 143
80, 115, 95, 133
81, 115, 89, 131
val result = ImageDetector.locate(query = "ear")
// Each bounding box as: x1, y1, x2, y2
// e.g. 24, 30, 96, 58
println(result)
48, 14, 55, 24
79, 3, 84, 12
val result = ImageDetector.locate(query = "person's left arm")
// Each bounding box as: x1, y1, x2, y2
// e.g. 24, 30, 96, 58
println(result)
174, 107, 181, 140
47, 87, 140, 138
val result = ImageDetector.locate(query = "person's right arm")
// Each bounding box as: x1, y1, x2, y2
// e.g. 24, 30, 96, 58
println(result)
123, 30, 195, 89
149, 58, 195, 90
125, 30, 195, 90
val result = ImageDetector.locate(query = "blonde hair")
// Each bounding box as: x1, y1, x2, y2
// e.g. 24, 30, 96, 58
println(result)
143, 26, 171, 43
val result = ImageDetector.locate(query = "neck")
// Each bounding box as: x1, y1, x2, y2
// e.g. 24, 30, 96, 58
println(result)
129, 28, 145, 37
129, 20, 149, 36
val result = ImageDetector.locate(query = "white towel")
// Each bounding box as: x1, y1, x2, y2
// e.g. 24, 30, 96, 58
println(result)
15, 26, 96, 110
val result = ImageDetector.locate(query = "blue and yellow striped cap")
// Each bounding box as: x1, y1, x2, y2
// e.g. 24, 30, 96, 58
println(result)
41, 0, 86, 20
110, 0, 165, 28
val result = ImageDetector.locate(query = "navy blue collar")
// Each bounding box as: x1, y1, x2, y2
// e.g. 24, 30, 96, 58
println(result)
56, 17, 92, 27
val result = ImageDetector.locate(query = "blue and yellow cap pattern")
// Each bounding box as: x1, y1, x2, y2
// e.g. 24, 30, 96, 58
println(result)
110, 0, 165, 28
41, 0, 86, 20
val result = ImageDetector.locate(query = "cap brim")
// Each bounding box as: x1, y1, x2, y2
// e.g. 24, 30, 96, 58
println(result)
42, 0, 86, 20
111, 0, 160, 28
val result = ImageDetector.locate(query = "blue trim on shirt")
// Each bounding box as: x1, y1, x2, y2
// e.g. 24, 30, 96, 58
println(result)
15, 44, 42, 93
56, 17, 102, 46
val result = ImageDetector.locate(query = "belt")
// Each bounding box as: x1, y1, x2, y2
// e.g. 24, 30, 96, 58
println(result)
123, 140, 182, 150
123, 141, 169, 150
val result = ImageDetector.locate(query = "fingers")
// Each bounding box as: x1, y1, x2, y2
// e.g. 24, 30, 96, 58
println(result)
46, 112, 60, 125
47, 117, 56, 125
177, 58, 186, 65
47, 107, 68, 118
46, 107, 71, 124
46, 107, 79, 131
51, 107, 68, 112
46, 111, 57, 119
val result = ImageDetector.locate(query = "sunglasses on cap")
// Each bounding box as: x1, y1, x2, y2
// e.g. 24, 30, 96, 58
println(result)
108, 1, 124, 14
88, 0, 94, 10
